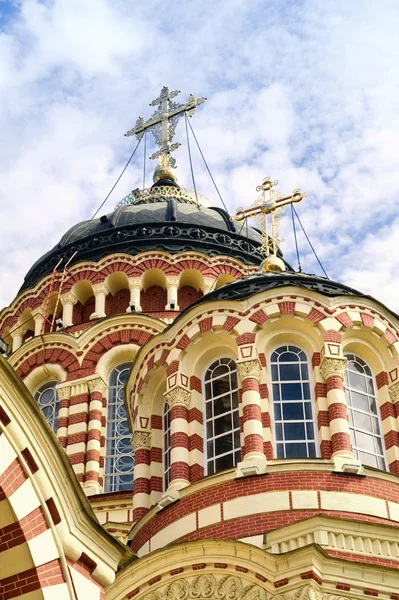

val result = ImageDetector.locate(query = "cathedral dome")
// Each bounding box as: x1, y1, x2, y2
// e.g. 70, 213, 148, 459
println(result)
19, 179, 288, 293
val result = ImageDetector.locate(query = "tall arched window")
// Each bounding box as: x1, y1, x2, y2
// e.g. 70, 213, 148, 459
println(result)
35, 382, 59, 432
105, 363, 135, 492
163, 401, 171, 490
345, 354, 386, 470
204, 358, 240, 475
271, 345, 316, 459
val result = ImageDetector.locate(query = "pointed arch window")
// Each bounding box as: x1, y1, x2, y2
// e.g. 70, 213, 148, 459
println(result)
35, 382, 59, 433
345, 354, 386, 470
204, 358, 241, 475
163, 401, 172, 490
271, 345, 316, 459
104, 362, 135, 492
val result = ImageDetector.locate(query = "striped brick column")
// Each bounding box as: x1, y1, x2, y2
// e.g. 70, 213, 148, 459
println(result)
189, 376, 204, 482
164, 385, 191, 492
55, 384, 70, 448
320, 355, 361, 473
236, 358, 267, 476
132, 431, 151, 523
388, 382, 399, 474
149, 414, 163, 504
84, 377, 106, 495
66, 385, 89, 483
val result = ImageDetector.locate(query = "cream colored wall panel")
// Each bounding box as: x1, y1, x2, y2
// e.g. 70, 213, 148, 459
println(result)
381, 416, 396, 434
0, 433, 16, 472
42, 584, 71, 600
68, 404, 89, 416
9, 479, 40, 521
292, 490, 318, 509
95, 510, 107, 525
188, 420, 203, 437
171, 418, 188, 432
137, 541, 150, 558
171, 447, 189, 463
388, 501, 399, 522
238, 534, 264, 548
319, 317, 341, 332
151, 429, 163, 448
151, 513, 196, 551
198, 503, 221, 529
28, 528, 59, 567
373, 317, 387, 335
70, 567, 101, 600
294, 302, 311, 316
189, 448, 204, 465
320, 491, 387, 518
0, 543, 33, 579
66, 423, 88, 436
107, 509, 129, 523
0, 498, 15, 528
328, 417, 349, 435
66, 442, 86, 455
223, 491, 290, 521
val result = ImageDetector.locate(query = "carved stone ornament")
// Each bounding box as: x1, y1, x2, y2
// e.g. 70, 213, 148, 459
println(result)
165, 385, 191, 408
60, 292, 78, 305
388, 381, 399, 403
88, 377, 107, 396
272, 586, 323, 600
92, 282, 109, 295
132, 431, 151, 451
55, 385, 71, 400
166, 276, 180, 287
128, 277, 143, 289
141, 574, 267, 600
237, 359, 262, 382
319, 357, 346, 381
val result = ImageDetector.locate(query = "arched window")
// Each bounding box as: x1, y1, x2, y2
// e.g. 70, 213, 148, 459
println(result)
35, 382, 59, 432
204, 358, 240, 475
345, 354, 386, 470
163, 401, 171, 490
271, 345, 316, 459
104, 363, 135, 492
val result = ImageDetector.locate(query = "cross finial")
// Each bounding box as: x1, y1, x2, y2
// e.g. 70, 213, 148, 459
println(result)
125, 86, 207, 180
232, 177, 307, 273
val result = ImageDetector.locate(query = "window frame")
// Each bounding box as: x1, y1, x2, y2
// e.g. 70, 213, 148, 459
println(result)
202, 356, 241, 476
163, 400, 172, 491
268, 344, 319, 460
344, 352, 387, 470
104, 362, 135, 493
34, 380, 60, 433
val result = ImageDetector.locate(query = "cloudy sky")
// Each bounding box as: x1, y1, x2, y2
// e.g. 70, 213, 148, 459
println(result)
0, 0, 398, 312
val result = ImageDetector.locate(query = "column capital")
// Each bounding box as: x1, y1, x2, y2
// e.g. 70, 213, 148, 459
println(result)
55, 384, 71, 400
164, 385, 191, 408
132, 431, 151, 451
237, 358, 262, 382
202, 277, 215, 293
166, 276, 180, 287
32, 306, 46, 318
389, 381, 399, 403
128, 277, 143, 290
320, 356, 346, 380
61, 292, 79, 305
92, 282, 109, 295
88, 377, 107, 395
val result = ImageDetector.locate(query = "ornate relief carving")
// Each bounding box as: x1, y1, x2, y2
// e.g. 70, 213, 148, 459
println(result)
141, 574, 267, 600
92, 282, 109, 295
56, 385, 71, 400
165, 385, 191, 408
60, 292, 78, 305
388, 381, 399, 403
237, 359, 262, 382
319, 357, 346, 380
166, 276, 180, 287
88, 377, 107, 395
272, 586, 323, 600
128, 277, 143, 289
132, 431, 151, 451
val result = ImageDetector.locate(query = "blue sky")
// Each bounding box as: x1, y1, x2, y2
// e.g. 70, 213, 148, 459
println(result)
0, 0, 399, 310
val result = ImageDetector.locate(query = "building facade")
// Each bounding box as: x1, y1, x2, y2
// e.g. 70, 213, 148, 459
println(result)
1, 98, 399, 600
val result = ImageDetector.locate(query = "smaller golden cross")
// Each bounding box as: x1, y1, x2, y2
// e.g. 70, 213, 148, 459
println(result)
232, 177, 307, 263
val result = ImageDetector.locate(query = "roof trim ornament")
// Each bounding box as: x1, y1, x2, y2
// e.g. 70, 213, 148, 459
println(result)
232, 177, 307, 273
125, 86, 207, 181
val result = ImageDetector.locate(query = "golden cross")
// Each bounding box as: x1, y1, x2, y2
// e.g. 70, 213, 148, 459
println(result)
232, 177, 307, 259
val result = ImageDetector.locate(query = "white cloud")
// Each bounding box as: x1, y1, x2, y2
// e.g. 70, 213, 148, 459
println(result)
0, 0, 398, 316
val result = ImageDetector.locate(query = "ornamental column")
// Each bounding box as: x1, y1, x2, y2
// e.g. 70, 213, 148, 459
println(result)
388, 383, 399, 475
320, 353, 362, 473
127, 277, 142, 312
84, 377, 107, 495
32, 307, 45, 336
11, 326, 25, 352
132, 430, 151, 523
164, 385, 191, 495
236, 358, 267, 476
90, 283, 109, 320
166, 276, 179, 310
202, 277, 215, 295
60, 292, 78, 327
55, 384, 71, 448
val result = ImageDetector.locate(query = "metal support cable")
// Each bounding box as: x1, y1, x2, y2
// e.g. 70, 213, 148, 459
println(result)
185, 113, 199, 207
291, 204, 302, 273
91, 137, 142, 219
186, 118, 229, 214
292, 206, 329, 278
143, 129, 147, 190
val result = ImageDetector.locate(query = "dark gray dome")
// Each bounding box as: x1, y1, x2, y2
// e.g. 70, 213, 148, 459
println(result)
19, 182, 292, 292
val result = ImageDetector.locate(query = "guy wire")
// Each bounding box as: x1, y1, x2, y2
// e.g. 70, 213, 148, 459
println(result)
185, 113, 199, 207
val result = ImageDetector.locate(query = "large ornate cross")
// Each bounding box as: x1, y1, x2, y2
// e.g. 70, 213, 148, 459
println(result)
125, 86, 206, 168
232, 177, 307, 268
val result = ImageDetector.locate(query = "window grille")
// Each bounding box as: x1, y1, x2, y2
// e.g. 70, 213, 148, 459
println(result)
270, 345, 316, 458
163, 401, 172, 490
104, 363, 135, 492
204, 358, 241, 475
345, 354, 386, 470
35, 381, 59, 432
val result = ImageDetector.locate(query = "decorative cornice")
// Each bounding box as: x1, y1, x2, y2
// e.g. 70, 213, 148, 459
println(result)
165, 385, 191, 408
237, 359, 262, 382
132, 431, 151, 451
88, 377, 107, 395
319, 357, 346, 380
141, 574, 267, 600
388, 381, 399, 403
